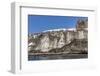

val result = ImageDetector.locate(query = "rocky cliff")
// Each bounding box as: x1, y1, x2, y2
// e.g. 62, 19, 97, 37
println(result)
28, 19, 88, 54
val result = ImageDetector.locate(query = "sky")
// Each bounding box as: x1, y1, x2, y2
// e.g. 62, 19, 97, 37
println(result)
28, 15, 87, 33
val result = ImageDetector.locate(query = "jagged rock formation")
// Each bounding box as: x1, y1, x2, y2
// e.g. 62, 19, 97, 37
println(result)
28, 19, 88, 54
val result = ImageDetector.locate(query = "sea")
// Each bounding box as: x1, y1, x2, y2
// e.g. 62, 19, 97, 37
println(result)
28, 54, 88, 61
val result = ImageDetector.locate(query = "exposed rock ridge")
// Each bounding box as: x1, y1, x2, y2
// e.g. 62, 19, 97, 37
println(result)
28, 19, 88, 53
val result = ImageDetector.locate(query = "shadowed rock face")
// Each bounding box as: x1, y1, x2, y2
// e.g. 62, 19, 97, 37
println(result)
28, 19, 88, 53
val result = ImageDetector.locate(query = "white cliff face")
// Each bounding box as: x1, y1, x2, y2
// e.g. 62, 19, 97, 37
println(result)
28, 19, 88, 53
40, 35, 50, 52
28, 42, 36, 51
57, 32, 65, 48
52, 38, 58, 48
29, 42, 35, 46
77, 30, 87, 39
66, 31, 73, 44
78, 31, 84, 39
66, 31, 79, 44
49, 37, 57, 49
34, 32, 66, 52
35, 35, 50, 52
28, 29, 87, 52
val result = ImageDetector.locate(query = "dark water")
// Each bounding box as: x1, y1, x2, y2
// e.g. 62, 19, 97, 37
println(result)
28, 54, 88, 61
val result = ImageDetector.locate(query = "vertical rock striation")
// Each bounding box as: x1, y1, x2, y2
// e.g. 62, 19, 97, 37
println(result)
28, 19, 88, 54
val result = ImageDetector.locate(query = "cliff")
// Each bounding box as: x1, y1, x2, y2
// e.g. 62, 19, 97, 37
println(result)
28, 19, 88, 54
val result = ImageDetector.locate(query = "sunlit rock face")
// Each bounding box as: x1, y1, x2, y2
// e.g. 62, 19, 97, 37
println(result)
28, 19, 88, 53
36, 34, 50, 52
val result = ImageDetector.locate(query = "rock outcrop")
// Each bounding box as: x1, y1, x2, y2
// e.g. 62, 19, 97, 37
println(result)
28, 19, 88, 54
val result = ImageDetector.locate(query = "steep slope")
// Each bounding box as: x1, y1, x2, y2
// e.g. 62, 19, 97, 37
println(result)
28, 19, 88, 54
